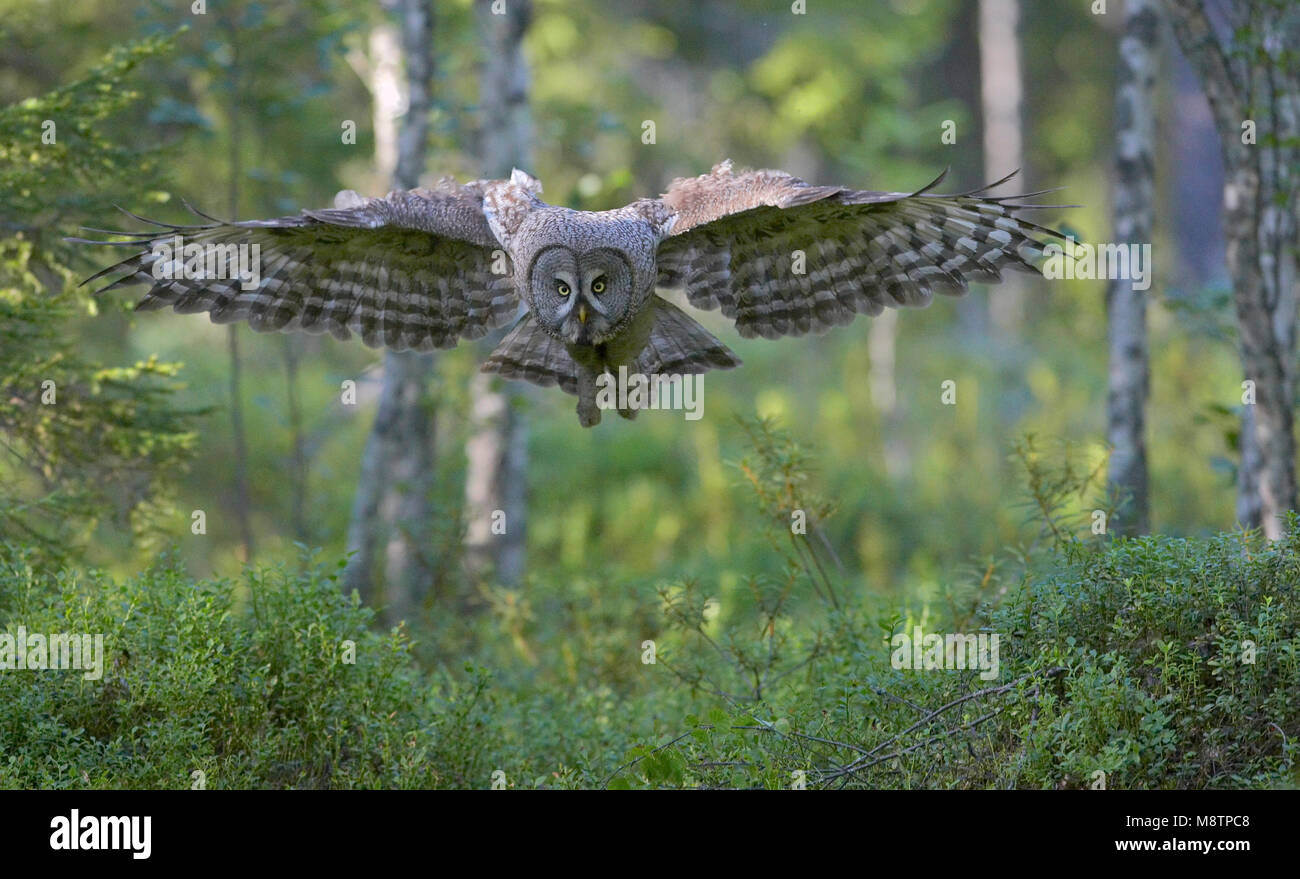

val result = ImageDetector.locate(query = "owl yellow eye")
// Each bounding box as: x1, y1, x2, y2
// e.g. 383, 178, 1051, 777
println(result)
592, 278, 606, 295
556, 281, 571, 297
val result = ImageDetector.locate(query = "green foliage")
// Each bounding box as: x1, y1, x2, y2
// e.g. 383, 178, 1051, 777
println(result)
0, 34, 173, 234
598, 435, 1299, 790
4, 429, 1292, 789
997, 522, 1300, 788
0, 550, 489, 789
1, 1, 1292, 791
2, 0, 1243, 587
0, 36, 197, 565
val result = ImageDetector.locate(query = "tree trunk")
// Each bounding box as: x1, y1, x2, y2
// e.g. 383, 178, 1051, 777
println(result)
1162, 0, 1300, 538
978, 0, 1026, 334
221, 11, 255, 562
344, 0, 437, 620
1226, 154, 1297, 538
1169, 50, 1226, 291
283, 336, 309, 546
1106, 0, 1159, 536
463, 0, 534, 590
867, 309, 910, 479
1237, 403, 1262, 527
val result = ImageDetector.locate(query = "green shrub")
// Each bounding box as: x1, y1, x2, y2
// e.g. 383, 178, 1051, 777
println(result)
993, 525, 1300, 788
601, 428, 1300, 790
1, 425, 1296, 789
0, 550, 489, 789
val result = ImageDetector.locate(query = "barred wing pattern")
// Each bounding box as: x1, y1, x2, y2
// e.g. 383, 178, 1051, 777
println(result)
480, 313, 581, 394
72, 179, 517, 352
655, 161, 1067, 340
632, 297, 742, 378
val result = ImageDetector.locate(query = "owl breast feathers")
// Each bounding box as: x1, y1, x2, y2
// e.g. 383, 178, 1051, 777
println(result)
73, 160, 1067, 427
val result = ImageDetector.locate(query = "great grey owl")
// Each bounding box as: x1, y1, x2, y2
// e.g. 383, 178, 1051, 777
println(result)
75, 161, 1065, 426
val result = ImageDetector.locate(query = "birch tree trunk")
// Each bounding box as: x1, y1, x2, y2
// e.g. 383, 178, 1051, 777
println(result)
978, 0, 1026, 334
463, 0, 533, 590
867, 309, 910, 478
1163, 0, 1300, 538
1106, 0, 1159, 536
344, 0, 437, 621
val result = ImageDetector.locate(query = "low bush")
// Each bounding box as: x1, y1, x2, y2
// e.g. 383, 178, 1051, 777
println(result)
2, 424, 1295, 789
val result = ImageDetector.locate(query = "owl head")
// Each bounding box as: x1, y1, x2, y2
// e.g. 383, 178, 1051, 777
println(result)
528, 243, 641, 345
483, 176, 674, 345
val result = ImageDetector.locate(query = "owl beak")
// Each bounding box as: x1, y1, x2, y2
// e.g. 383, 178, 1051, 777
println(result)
578, 304, 588, 324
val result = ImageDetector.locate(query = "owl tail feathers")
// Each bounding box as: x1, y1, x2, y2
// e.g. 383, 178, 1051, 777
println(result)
634, 296, 742, 378
480, 313, 582, 396
479, 300, 740, 418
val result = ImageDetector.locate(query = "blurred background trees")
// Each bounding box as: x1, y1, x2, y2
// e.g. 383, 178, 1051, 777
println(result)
462, 0, 533, 595
0, 0, 1289, 620
343, 0, 438, 624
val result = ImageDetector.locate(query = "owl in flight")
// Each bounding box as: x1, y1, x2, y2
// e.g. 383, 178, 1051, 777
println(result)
76, 161, 1064, 426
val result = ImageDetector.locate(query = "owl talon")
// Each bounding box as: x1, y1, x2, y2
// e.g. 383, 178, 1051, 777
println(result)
577, 400, 602, 427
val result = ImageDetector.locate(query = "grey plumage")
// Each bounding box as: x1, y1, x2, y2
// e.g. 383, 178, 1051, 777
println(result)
481, 312, 581, 394
72, 161, 1067, 427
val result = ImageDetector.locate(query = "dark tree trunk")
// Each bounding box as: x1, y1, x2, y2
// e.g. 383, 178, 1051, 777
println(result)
1163, 0, 1300, 539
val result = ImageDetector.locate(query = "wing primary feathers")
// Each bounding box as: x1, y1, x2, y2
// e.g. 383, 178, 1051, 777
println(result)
179, 199, 229, 224
908, 166, 950, 197
67, 227, 159, 241
943, 172, 1079, 209
655, 163, 1075, 341
76, 257, 143, 289
954, 168, 1022, 196
112, 204, 202, 230
71, 181, 520, 352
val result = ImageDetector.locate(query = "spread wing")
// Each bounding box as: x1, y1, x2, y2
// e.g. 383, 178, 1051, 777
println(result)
654, 160, 1068, 340
70, 178, 518, 352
